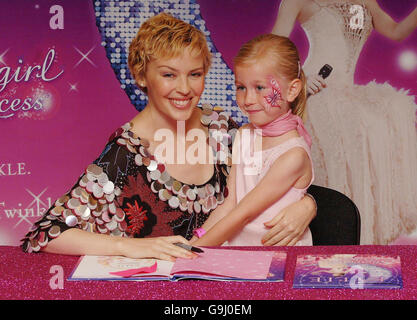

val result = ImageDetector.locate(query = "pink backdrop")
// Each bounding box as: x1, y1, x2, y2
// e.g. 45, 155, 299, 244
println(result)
0, 0, 136, 245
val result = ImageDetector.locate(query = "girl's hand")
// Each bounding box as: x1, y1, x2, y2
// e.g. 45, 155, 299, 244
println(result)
116, 235, 197, 261
261, 195, 316, 246
306, 74, 327, 96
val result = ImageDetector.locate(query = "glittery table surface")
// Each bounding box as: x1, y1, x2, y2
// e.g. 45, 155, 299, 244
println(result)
1, 245, 417, 300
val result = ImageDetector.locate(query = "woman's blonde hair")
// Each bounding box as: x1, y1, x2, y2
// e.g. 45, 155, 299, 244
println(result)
128, 13, 212, 93
233, 34, 307, 119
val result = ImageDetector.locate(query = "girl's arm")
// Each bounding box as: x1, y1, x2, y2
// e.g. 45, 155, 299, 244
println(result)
271, 0, 303, 36
190, 164, 237, 243
194, 147, 311, 246
366, 0, 417, 41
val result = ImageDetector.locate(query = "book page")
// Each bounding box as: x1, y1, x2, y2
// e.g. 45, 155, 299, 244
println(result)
69, 255, 174, 280
171, 248, 276, 280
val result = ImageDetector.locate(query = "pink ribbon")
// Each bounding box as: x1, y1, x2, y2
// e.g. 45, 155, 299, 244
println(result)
109, 261, 158, 278
253, 109, 312, 147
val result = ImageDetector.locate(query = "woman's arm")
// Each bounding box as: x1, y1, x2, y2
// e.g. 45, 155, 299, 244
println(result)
261, 193, 316, 246
366, 0, 417, 41
194, 147, 311, 246
22, 137, 196, 261
43, 228, 195, 261
271, 0, 303, 36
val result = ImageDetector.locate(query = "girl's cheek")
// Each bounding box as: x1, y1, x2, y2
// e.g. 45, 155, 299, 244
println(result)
263, 76, 283, 111
236, 94, 249, 116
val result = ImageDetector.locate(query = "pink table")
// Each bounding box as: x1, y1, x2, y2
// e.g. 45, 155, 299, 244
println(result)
1, 245, 417, 300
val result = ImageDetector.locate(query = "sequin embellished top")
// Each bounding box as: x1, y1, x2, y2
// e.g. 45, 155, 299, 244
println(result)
21, 105, 238, 253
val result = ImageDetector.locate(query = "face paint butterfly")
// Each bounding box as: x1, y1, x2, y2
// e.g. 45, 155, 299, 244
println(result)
263, 77, 283, 110
264, 88, 282, 107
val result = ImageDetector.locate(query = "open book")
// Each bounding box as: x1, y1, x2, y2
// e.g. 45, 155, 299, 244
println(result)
293, 254, 403, 289
69, 248, 287, 282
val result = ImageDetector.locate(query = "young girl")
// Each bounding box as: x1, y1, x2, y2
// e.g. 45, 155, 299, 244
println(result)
192, 34, 313, 247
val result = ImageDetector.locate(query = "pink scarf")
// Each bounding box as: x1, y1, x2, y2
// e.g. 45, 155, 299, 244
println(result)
253, 109, 312, 148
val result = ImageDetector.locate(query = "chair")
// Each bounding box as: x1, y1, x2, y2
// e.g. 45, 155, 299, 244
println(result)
307, 185, 361, 245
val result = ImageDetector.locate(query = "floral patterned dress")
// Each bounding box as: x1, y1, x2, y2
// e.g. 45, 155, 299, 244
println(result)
21, 105, 238, 253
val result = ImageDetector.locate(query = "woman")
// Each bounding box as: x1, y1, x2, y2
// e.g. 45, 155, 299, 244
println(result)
272, 0, 417, 244
21, 13, 316, 261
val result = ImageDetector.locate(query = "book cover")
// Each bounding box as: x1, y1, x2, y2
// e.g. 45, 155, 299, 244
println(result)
68, 248, 287, 282
292, 254, 403, 289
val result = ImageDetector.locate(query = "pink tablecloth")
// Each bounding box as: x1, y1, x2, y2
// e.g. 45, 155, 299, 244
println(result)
1, 245, 417, 300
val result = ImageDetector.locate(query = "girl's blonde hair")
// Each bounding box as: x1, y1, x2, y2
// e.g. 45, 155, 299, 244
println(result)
128, 13, 212, 93
233, 34, 307, 119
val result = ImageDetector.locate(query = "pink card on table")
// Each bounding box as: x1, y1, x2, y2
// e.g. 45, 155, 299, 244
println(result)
171, 248, 275, 280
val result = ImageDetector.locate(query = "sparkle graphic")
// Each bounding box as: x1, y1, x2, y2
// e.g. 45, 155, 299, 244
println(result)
18, 111, 32, 119
24, 82, 61, 120
33, 86, 52, 111
13, 188, 49, 228
68, 82, 78, 92
0, 48, 10, 66
398, 50, 417, 72
25, 188, 49, 210
73, 46, 97, 68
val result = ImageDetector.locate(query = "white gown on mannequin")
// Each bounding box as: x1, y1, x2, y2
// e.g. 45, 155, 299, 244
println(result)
301, 1, 417, 244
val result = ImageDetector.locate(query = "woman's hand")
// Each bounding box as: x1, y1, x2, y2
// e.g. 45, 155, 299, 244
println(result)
306, 74, 327, 96
116, 235, 197, 261
261, 195, 316, 246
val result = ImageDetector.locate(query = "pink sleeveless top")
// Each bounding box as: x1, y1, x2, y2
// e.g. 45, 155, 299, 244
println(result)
228, 133, 314, 246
